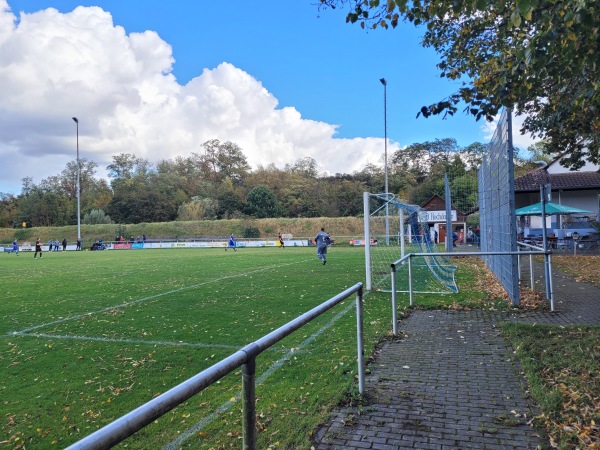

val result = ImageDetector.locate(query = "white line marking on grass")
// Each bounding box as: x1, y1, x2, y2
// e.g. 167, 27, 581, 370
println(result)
11, 332, 245, 351
163, 296, 360, 450
9, 258, 313, 336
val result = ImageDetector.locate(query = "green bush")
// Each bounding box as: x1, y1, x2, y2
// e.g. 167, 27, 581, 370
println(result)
83, 208, 113, 225
115, 224, 128, 238
13, 228, 33, 242
242, 227, 260, 238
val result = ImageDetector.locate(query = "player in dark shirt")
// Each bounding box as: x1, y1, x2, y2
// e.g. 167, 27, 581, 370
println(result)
314, 228, 330, 265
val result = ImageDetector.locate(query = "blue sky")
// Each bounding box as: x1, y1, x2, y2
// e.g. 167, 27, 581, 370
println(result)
1, 1, 531, 194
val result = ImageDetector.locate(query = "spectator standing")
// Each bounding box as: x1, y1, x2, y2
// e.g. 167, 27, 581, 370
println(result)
314, 227, 330, 265
76, 238, 82, 251
62, 238, 67, 251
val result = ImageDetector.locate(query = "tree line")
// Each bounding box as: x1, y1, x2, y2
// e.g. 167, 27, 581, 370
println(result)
0, 138, 544, 228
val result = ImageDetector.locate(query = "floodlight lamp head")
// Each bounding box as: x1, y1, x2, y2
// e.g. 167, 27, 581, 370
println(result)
379, 78, 386, 86
72, 117, 78, 123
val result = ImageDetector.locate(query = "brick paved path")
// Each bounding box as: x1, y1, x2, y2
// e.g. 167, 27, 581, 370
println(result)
313, 264, 600, 449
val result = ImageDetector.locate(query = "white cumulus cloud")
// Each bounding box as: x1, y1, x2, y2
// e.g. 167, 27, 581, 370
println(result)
0, 0, 393, 194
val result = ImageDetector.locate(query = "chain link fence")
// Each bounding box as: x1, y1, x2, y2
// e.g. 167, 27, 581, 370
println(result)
478, 109, 520, 305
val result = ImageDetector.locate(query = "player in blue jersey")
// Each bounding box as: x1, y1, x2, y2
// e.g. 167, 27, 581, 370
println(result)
225, 234, 236, 252
314, 227, 330, 265
10, 240, 19, 255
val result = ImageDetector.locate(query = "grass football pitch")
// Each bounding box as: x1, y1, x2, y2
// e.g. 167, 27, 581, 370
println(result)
1, 246, 397, 449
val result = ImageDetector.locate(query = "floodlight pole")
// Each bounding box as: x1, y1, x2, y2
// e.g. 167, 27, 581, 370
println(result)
72, 117, 81, 242
380, 78, 389, 244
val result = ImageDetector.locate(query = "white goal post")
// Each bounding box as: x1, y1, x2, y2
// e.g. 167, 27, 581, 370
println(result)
363, 192, 458, 294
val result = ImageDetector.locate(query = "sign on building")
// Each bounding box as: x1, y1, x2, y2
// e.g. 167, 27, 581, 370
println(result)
424, 210, 457, 223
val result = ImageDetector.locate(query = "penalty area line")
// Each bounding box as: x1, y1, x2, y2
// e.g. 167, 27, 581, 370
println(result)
9, 258, 314, 336
9, 332, 273, 352
163, 293, 364, 450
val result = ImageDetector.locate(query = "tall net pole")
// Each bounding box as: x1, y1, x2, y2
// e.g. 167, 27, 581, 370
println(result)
380, 78, 389, 245
444, 174, 452, 252
363, 192, 372, 291
72, 117, 81, 242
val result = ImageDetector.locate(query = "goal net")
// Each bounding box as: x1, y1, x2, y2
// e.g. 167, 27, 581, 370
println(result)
363, 192, 458, 294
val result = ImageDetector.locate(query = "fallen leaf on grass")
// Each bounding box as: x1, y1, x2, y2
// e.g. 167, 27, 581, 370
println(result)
551, 256, 600, 287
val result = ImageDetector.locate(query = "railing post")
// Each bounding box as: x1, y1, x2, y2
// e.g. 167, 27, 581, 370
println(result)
242, 357, 256, 450
399, 209, 405, 258
363, 192, 372, 291
356, 286, 365, 395
529, 253, 534, 290
408, 255, 414, 306
391, 264, 398, 336
544, 252, 551, 300
548, 253, 555, 312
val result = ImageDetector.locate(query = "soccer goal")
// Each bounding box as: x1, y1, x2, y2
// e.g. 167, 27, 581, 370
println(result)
363, 192, 458, 294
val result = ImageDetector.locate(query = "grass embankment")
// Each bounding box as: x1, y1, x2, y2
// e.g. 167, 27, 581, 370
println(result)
0, 217, 364, 246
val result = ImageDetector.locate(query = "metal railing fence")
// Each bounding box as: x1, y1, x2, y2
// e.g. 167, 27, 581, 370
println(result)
66, 283, 365, 450
388, 250, 554, 335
